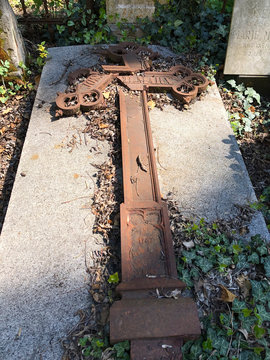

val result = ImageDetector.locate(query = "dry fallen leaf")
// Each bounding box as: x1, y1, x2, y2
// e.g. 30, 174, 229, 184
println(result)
239, 226, 248, 236
2, 108, 12, 115
183, 240, 195, 248
0, 127, 6, 135
103, 91, 110, 99
93, 292, 104, 303
99, 123, 109, 129
238, 328, 248, 340
35, 75, 41, 86
105, 173, 113, 180
92, 208, 98, 216
219, 284, 236, 302
165, 288, 182, 299
236, 274, 251, 298
14, 327, 22, 340
147, 100, 155, 110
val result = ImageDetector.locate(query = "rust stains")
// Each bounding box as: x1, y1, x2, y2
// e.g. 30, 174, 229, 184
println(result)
31, 154, 39, 160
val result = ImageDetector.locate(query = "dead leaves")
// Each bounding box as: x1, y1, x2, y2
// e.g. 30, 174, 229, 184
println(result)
147, 99, 155, 110
102, 91, 110, 99
15, 95, 24, 100
183, 240, 195, 249
35, 75, 41, 86
0, 127, 6, 136
1, 108, 12, 115
219, 284, 237, 303
236, 274, 251, 298
238, 328, 248, 340
0, 89, 35, 231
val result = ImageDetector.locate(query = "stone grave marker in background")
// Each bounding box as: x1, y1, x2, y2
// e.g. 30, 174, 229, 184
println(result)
106, 0, 167, 23
0, 0, 26, 75
106, 0, 167, 37
224, 0, 270, 79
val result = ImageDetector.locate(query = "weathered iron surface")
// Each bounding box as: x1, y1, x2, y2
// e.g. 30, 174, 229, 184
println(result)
54, 44, 206, 358
110, 89, 201, 358
111, 297, 201, 342
102, 53, 149, 73
118, 66, 208, 103
55, 45, 209, 116
117, 89, 177, 282
101, 43, 157, 73
55, 72, 116, 116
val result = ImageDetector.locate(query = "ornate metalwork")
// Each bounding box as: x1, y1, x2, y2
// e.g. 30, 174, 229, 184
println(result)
55, 44, 208, 117
54, 44, 207, 359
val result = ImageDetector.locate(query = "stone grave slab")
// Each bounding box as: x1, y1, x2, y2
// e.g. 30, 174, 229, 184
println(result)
0, 45, 110, 360
150, 83, 269, 241
0, 44, 269, 360
224, 0, 270, 75
106, 0, 167, 23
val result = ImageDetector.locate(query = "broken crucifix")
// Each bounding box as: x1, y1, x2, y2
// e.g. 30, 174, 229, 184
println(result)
55, 43, 209, 359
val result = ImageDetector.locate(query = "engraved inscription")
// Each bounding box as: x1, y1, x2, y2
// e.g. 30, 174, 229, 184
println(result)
118, 74, 190, 91
230, 29, 270, 42
224, 0, 270, 75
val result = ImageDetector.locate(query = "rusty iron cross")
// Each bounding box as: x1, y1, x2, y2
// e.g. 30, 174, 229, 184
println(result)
55, 43, 208, 359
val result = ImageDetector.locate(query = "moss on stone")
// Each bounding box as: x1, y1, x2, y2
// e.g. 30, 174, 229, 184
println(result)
0, 39, 18, 72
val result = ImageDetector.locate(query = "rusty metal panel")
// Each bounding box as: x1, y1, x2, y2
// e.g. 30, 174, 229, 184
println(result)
121, 204, 170, 281
120, 202, 178, 281
119, 90, 178, 281
110, 297, 201, 343
119, 90, 161, 204
102, 43, 158, 73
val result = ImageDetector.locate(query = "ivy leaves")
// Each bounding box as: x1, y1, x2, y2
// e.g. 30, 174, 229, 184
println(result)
177, 227, 269, 289
78, 337, 130, 359
225, 80, 261, 138
137, 0, 230, 64
176, 220, 270, 359
263, 257, 270, 277
56, 1, 115, 46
